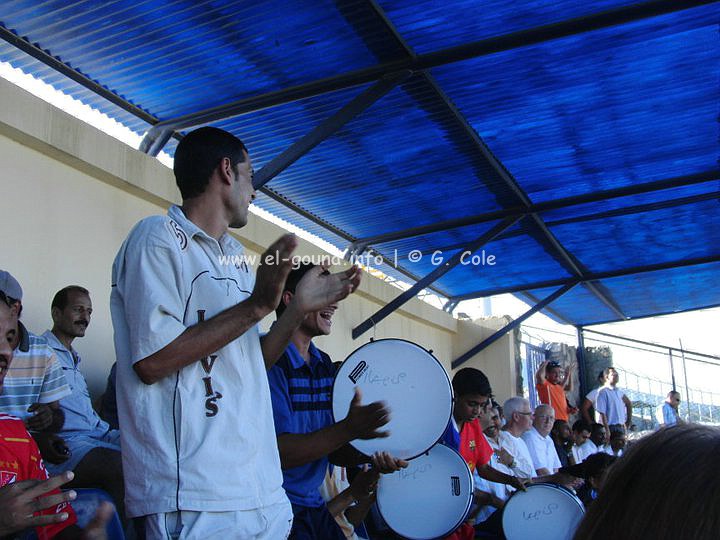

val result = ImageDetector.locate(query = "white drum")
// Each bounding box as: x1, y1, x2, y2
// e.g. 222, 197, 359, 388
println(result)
332, 339, 452, 459
377, 443, 474, 540
502, 483, 585, 540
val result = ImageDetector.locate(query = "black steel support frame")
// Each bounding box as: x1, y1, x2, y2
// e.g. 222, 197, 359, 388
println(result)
351, 216, 521, 339
2, 0, 714, 338
451, 284, 576, 368
252, 71, 411, 189
133, 0, 711, 154
449, 254, 720, 303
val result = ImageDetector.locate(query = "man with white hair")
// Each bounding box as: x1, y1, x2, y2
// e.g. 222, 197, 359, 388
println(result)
522, 404, 561, 476
498, 397, 536, 480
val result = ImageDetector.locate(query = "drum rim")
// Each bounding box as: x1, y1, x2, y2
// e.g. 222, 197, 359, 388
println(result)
376, 443, 474, 540
331, 338, 454, 461
501, 481, 585, 536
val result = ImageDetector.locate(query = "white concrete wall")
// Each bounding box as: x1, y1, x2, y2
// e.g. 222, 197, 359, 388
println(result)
0, 77, 517, 400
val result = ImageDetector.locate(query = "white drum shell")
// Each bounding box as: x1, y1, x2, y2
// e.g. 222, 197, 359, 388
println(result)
377, 444, 474, 540
332, 339, 453, 459
502, 482, 585, 540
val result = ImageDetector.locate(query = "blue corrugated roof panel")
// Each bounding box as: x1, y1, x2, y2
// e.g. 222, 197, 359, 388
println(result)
2, 0, 384, 119
522, 284, 620, 326
431, 4, 718, 203
549, 199, 720, 274
251, 75, 518, 239
378, 0, 637, 54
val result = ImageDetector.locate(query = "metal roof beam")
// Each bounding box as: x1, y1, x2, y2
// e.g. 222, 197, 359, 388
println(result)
399, 187, 720, 256
0, 24, 157, 126
350, 171, 718, 247
520, 291, 574, 326
351, 216, 520, 339
137, 0, 710, 154
451, 284, 576, 368
253, 71, 411, 189
448, 254, 720, 303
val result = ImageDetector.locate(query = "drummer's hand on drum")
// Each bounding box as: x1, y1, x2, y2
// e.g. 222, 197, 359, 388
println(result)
371, 451, 409, 474
293, 263, 362, 314
510, 476, 529, 492
344, 388, 391, 440
349, 465, 380, 500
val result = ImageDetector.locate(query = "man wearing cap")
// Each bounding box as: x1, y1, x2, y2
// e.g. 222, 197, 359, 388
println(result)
535, 359, 576, 423
0, 270, 71, 460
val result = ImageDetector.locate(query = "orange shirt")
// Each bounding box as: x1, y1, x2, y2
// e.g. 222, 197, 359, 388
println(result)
536, 380, 569, 421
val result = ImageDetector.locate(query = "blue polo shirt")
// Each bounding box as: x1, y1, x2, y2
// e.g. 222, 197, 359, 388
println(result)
268, 342, 336, 508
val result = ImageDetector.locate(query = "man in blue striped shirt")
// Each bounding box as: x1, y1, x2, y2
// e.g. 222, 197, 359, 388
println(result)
268, 263, 405, 539
0, 271, 71, 459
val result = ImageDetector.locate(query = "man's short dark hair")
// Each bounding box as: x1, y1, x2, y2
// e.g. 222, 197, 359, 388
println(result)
452, 367, 492, 398
603, 367, 617, 378
51, 286, 90, 311
275, 263, 316, 318
572, 419, 591, 433
173, 127, 248, 200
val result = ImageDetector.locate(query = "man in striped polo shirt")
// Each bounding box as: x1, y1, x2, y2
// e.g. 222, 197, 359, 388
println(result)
268, 263, 405, 539
0, 271, 71, 463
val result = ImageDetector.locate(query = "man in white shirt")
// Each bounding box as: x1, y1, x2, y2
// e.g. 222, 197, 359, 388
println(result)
522, 404, 561, 476
499, 397, 536, 480
570, 420, 597, 464
111, 127, 361, 539
595, 367, 633, 439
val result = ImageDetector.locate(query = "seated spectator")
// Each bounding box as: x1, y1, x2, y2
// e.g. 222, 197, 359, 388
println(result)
589, 422, 606, 449
522, 404, 561, 476
551, 419, 572, 468
656, 391, 682, 427
574, 424, 720, 539
319, 464, 377, 540
560, 453, 617, 508
98, 362, 118, 430
570, 420, 596, 464
267, 264, 406, 539
601, 430, 626, 457
476, 403, 514, 522
535, 359, 577, 423
442, 371, 524, 540
41, 286, 125, 524
0, 290, 112, 539
0, 271, 71, 464
498, 397, 537, 479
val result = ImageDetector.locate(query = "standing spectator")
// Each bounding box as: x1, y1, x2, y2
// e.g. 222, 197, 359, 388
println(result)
535, 360, 576, 423
267, 264, 403, 539
522, 404, 561, 476
656, 391, 682, 427
110, 127, 361, 539
595, 367, 633, 439
41, 286, 125, 525
580, 371, 606, 425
